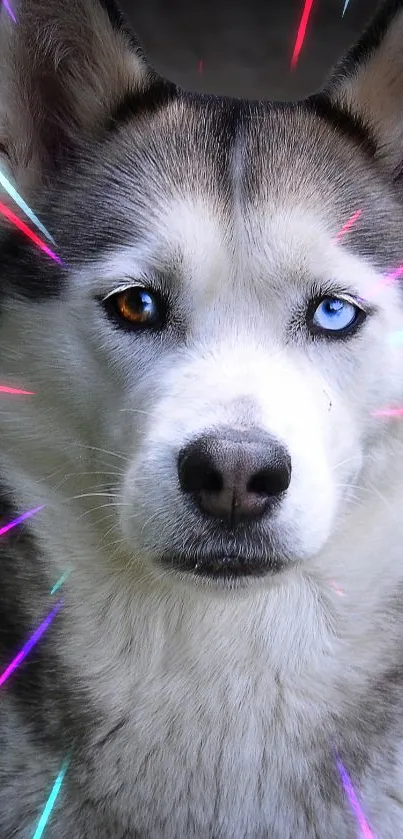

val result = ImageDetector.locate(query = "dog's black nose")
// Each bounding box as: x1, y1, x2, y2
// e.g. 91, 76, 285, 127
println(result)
177, 428, 291, 525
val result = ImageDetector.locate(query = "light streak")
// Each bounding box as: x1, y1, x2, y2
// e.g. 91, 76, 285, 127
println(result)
0, 169, 55, 243
0, 600, 63, 689
0, 201, 62, 265
336, 757, 375, 838
336, 209, 362, 241
2, 0, 17, 23
50, 571, 70, 596
0, 505, 45, 537
0, 384, 35, 395
291, 0, 315, 69
371, 408, 403, 418
32, 754, 71, 839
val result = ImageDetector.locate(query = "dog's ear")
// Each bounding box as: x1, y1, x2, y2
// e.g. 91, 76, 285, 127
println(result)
0, 0, 169, 192
321, 0, 403, 180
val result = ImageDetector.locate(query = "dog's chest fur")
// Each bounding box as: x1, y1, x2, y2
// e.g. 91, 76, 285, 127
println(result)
47, 570, 402, 839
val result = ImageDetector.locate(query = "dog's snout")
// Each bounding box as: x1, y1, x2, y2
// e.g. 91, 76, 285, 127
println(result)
177, 429, 291, 525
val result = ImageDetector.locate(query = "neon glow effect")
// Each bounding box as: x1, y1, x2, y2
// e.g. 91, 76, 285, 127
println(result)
0, 505, 45, 537
291, 0, 315, 69
336, 757, 375, 838
0, 384, 35, 394
0, 599, 63, 689
32, 754, 71, 839
50, 571, 70, 596
0, 201, 62, 265
329, 579, 344, 596
2, 0, 17, 23
358, 264, 403, 303
384, 265, 403, 284
342, 0, 351, 16
0, 170, 55, 243
371, 408, 403, 418
336, 209, 362, 241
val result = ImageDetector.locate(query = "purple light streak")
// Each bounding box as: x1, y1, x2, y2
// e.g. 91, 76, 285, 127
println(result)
0, 600, 63, 689
336, 757, 375, 838
2, 0, 17, 23
0, 504, 45, 537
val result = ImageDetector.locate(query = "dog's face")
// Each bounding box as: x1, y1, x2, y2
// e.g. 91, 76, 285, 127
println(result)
1, 0, 403, 588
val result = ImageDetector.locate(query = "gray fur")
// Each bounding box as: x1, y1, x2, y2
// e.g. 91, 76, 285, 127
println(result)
1, 1, 403, 836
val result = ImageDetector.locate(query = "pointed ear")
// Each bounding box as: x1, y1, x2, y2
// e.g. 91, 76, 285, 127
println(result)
0, 0, 162, 191
321, 0, 403, 180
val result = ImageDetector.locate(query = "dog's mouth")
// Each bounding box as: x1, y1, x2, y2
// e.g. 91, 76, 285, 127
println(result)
159, 553, 286, 581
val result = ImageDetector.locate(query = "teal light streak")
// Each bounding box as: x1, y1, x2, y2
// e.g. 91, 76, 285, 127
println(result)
0, 169, 56, 244
32, 755, 71, 839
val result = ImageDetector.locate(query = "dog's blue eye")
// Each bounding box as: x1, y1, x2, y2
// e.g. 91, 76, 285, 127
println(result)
311, 297, 361, 335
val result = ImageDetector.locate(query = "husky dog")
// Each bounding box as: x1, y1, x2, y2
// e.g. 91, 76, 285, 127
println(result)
2, 0, 403, 836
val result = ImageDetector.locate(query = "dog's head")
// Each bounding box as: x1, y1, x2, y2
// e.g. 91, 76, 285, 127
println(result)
1, 0, 403, 588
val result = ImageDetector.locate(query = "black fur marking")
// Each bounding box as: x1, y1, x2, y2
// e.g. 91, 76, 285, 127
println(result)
306, 94, 377, 158
98, 0, 143, 52
107, 78, 179, 132
0, 233, 65, 305
0, 486, 87, 753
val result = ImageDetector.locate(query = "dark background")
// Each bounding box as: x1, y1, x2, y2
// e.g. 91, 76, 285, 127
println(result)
120, 0, 375, 100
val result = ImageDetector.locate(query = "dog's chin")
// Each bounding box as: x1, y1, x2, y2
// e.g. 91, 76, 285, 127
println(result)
158, 553, 287, 588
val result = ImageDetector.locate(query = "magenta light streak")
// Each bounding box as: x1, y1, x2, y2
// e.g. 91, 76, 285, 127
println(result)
386, 265, 403, 283
371, 408, 403, 418
336, 758, 375, 838
336, 209, 362, 241
0, 384, 35, 395
0, 201, 63, 265
0, 505, 45, 537
291, 0, 315, 69
0, 600, 63, 689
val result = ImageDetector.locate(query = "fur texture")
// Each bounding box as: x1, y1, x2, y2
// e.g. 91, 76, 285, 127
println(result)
1, 1, 403, 836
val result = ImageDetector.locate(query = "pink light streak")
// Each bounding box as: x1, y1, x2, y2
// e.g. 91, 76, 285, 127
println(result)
198, 59, 204, 75
336, 757, 375, 838
0, 505, 45, 537
0, 600, 63, 688
0, 384, 35, 395
291, 0, 315, 69
329, 579, 345, 596
0, 201, 62, 265
371, 408, 403, 418
336, 209, 362, 242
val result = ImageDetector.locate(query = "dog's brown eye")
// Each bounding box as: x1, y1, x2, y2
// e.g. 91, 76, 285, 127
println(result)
104, 287, 165, 329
